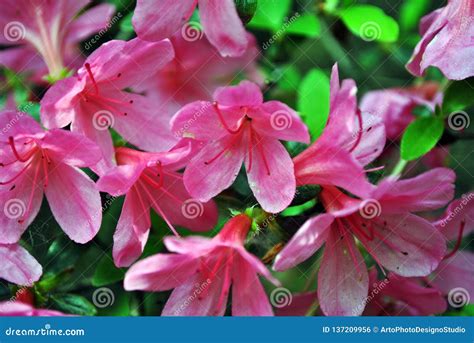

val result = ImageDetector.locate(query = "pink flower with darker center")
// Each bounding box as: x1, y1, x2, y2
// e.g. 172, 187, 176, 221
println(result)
0, 0, 115, 81
97, 143, 218, 267
274, 168, 454, 316
41, 37, 177, 174
0, 111, 103, 244
406, 0, 474, 80
132, 0, 249, 57
124, 214, 280, 316
171, 80, 310, 213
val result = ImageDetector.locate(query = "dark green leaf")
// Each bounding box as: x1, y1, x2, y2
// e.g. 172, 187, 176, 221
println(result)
50, 294, 97, 316
286, 14, 321, 38
92, 254, 125, 287
442, 78, 474, 115
235, 0, 258, 24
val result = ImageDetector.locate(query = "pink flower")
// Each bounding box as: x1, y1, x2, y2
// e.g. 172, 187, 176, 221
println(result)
274, 168, 454, 316
293, 65, 385, 198
124, 214, 279, 316
360, 82, 441, 140
0, 301, 64, 316
139, 32, 262, 117
0, 243, 42, 286
40, 37, 177, 174
406, 0, 474, 80
0, 0, 115, 81
97, 143, 218, 267
171, 80, 310, 213
363, 270, 447, 316
132, 0, 249, 57
0, 110, 102, 244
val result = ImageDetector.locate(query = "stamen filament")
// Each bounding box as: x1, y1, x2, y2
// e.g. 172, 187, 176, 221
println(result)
443, 221, 465, 260
84, 63, 99, 95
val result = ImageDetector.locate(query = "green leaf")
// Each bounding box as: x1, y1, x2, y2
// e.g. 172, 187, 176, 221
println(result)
442, 78, 474, 115
285, 14, 321, 38
248, 0, 292, 32
297, 69, 330, 139
399, 0, 430, 32
401, 116, 444, 161
277, 65, 301, 92
50, 294, 97, 316
92, 254, 125, 287
340, 5, 399, 43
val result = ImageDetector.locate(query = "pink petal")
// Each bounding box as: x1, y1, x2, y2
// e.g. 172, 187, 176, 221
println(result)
82, 38, 175, 88
374, 168, 455, 214
431, 251, 474, 299
0, 244, 42, 285
148, 173, 218, 232
0, 165, 44, 244
318, 230, 369, 316
214, 81, 263, 107
253, 101, 310, 144
0, 302, 64, 316
199, 0, 248, 57
273, 214, 333, 271
235, 246, 280, 286
108, 92, 178, 152
40, 77, 85, 129
294, 144, 373, 198
171, 101, 243, 141
434, 193, 474, 241
45, 163, 102, 244
132, 0, 196, 42
124, 253, 198, 291
184, 134, 246, 202
41, 129, 101, 168
364, 214, 446, 277
164, 236, 215, 256
97, 164, 145, 196
231, 256, 273, 316
162, 268, 228, 316
0, 46, 45, 74
0, 110, 43, 137
246, 137, 296, 213
113, 189, 151, 267
66, 4, 116, 43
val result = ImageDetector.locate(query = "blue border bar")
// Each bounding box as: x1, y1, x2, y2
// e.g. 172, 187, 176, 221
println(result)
0, 316, 472, 342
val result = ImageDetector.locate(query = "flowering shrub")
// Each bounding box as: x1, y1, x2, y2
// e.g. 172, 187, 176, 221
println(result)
0, 0, 473, 317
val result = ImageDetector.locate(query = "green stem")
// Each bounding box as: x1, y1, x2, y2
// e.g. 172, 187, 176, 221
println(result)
390, 159, 408, 177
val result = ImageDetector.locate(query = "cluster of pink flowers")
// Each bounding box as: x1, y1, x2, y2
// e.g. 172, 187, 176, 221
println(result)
0, 0, 472, 316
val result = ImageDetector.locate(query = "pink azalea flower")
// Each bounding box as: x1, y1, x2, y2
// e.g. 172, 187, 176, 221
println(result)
0, 110, 102, 244
0, 0, 115, 81
293, 65, 385, 198
171, 80, 310, 213
406, 0, 474, 80
132, 0, 249, 57
96, 143, 218, 267
430, 193, 474, 301
40, 37, 177, 174
124, 214, 280, 316
0, 244, 42, 286
274, 168, 454, 316
363, 269, 447, 316
0, 301, 64, 316
360, 82, 441, 140
139, 32, 262, 118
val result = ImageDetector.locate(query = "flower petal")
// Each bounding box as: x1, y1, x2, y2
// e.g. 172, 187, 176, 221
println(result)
273, 214, 333, 271
214, 81, 263, 107
132, 0, 196, 42
246, 137, 296, 213
0, 244, 42, 285
199, 0, 248, 57
364, 214, 446, 277
45, 163, 102, 244
318, 230, 369, 316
